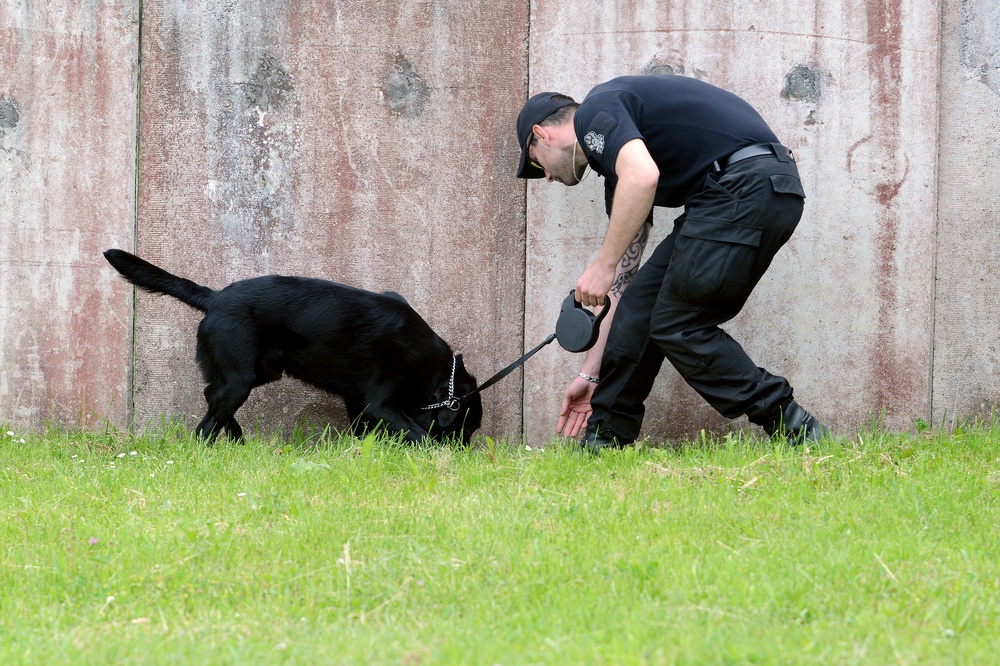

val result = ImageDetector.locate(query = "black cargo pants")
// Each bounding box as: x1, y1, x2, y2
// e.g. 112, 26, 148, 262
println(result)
588, 146, 806, 443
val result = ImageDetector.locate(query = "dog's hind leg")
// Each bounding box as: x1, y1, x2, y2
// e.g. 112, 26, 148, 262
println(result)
221, 415, 244, 441
197, 381, 251, 442
195, 318, 256, 442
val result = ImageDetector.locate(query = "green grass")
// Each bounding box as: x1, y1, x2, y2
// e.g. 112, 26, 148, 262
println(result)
2, 420, 999, 664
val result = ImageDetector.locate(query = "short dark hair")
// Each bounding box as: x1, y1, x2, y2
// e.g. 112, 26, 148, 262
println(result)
527, 96, 579, 148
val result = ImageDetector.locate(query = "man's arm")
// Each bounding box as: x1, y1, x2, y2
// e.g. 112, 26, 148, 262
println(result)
575, 138, 659, 308
576, 218, 651, 378
556, 220, 652, 437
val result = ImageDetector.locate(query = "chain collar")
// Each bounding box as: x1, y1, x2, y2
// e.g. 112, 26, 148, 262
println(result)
420, 355, 461, 411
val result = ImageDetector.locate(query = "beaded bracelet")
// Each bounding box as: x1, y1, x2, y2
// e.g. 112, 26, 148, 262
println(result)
578, 373, 600, 384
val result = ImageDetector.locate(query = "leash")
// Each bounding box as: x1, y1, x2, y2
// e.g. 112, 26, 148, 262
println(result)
421, 333, 557, 411
463, 333, 557, 400
421, 289, 610, 410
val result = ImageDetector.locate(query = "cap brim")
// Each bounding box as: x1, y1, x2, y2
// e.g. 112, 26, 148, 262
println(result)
517, 134, 546, 179
517, 151, 546, 179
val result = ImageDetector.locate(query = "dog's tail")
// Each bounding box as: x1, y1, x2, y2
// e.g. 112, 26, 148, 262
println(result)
104, 249, 215, 312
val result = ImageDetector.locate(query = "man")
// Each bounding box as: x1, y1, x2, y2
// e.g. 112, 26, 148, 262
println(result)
515, 75, 828, 452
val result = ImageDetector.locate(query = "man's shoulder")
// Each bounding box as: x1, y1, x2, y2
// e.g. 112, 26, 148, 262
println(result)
577, 79, 640, 123
581, 77, 640, 106
574, 80, 647, 170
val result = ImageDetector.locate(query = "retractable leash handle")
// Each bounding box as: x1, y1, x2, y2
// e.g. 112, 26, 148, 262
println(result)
554, 289, 610, 353
458, 288, 610, 401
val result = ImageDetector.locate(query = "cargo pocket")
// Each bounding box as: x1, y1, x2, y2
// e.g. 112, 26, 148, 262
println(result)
664, 217, 764, 306
770, 173, 806, 198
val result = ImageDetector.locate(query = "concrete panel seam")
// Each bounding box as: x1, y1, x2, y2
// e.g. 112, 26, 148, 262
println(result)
929, 0, 947, 424
521, 0, 532, 440
129, 0, 146, 432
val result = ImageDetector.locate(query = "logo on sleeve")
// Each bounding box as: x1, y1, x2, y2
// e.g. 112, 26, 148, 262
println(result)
584, 131, 605, 155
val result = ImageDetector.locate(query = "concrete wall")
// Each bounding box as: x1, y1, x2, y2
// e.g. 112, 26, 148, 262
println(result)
0, 3, 139, 430
932, 0, 1000, 426
2, 0, 998, 445
131, 0, 527, 439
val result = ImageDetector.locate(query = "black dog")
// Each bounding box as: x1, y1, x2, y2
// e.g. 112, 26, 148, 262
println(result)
103, 249, 482, 444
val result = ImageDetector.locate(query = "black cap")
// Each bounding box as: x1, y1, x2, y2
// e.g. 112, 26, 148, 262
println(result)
516, 92, 575, 179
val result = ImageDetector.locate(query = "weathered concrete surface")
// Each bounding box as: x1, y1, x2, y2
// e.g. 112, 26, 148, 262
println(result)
135, 1, 527, 439
5, 0, 995, 445
524, 0, 940, 443
0, 4, 139, 429
932, 0, 1000, 425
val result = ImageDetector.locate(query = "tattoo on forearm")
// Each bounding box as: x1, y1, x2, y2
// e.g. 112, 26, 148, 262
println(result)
611, 271, 633, 299
611, 223, 651, 299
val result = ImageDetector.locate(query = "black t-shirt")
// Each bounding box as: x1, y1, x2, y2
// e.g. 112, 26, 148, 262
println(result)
574, 75, 779, 211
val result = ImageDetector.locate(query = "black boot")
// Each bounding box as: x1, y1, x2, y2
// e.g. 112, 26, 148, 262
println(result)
580, 425, 626, 454
765, 400, 830, 444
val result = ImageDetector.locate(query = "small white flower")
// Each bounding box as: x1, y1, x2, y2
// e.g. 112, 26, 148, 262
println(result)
525, 445, 532, 451
166, 460, 174, 465
117, 452, 126, 458
6, 431, 13, 437
237, 492, 246, 497
129, 451, 137, 456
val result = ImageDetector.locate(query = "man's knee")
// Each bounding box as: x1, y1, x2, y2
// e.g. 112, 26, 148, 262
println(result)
649, 296, 735, 377
649, 320, 706, 378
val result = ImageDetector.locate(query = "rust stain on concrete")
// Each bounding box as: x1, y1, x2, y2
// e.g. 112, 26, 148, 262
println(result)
865, 0, 915, 416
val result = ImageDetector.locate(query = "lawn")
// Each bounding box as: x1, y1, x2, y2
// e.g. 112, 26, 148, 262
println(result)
1, 421, 998, 664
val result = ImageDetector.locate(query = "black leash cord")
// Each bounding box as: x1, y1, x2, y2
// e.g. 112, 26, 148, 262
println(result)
462, 333, 556, 400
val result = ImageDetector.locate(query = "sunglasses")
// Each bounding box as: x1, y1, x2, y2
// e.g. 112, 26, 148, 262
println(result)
525, 134, 543, 171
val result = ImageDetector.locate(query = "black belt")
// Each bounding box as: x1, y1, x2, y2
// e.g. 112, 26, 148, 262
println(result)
714, 143, 792, 172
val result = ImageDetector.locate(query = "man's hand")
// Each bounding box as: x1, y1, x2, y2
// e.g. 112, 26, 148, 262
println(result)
556, 375, 597, 437
575, 261, 615, 308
